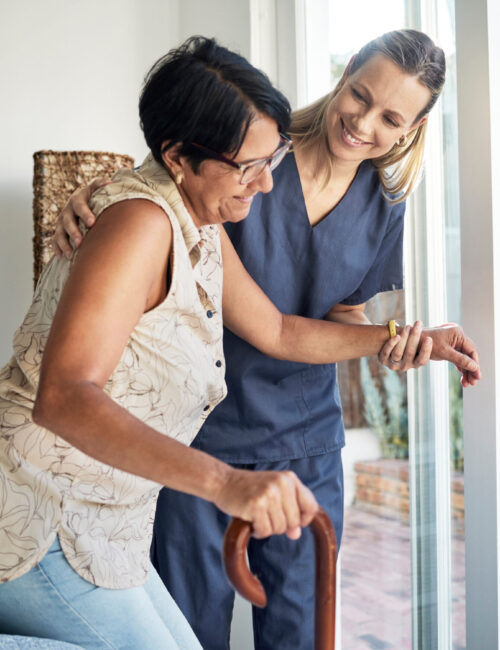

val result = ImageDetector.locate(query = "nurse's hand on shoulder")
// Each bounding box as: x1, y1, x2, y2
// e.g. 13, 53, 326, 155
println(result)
52, 178, 108, 260
378, 320, 480, 387
213, 469, 319, 540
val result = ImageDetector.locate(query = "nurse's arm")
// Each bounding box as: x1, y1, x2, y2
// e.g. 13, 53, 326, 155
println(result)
220, 227, 480, 378
324, 302, 370, 325
324, 302, 433, 371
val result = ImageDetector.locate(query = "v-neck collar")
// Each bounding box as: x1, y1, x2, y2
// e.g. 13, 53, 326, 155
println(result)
288, 152, 368, 231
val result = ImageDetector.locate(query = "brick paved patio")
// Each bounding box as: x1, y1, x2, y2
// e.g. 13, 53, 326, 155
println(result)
341, 507, 465, 650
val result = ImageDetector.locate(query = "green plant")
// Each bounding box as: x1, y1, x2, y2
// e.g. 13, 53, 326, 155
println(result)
360, 358, 408, 459
360, 359, 464, 470
449, 366, 464, 472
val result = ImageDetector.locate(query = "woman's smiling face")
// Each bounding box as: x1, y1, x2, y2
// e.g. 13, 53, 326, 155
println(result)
326, 53, 432, 165
164, 113, 281, 228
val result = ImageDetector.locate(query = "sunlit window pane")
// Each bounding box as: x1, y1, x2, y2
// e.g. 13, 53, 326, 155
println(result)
329, 0, 463, 647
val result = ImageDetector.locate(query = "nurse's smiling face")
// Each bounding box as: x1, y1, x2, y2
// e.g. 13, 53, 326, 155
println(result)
326, 54, 431, 166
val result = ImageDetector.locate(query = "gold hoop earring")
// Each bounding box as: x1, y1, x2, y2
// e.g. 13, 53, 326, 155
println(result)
397, 134, 408, 147
175, 172, 183, 185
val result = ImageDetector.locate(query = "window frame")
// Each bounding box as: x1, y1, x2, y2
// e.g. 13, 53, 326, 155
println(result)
455, 0, 500, 647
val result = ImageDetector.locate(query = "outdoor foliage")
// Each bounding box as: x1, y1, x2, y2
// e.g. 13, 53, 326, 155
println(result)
360, 358, 408, 459
360, 358, 465, 471
449, 366, 464, 472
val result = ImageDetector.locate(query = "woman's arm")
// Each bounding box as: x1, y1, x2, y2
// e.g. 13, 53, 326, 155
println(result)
220, 227, 480, 379
35, 197, 180, 474
36, 200, 317, 539
52, 191, 480, 380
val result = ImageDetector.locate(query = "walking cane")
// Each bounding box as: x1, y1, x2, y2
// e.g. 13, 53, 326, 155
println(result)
222, 507, 337, 650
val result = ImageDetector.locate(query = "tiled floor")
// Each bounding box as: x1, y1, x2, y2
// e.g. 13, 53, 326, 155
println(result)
341, 507, 465, 650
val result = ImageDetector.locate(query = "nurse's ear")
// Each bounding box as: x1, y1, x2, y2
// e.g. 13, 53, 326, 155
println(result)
397, 115, 428, 147
412, 115, 428, 130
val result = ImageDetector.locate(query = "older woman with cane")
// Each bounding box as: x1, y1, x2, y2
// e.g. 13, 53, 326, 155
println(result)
52, 32, 479, 650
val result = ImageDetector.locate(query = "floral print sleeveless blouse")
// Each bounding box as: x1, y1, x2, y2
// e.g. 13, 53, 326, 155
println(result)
0, 154, 227, 588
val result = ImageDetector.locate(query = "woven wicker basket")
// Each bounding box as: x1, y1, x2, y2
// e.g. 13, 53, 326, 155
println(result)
32, 150, 135, 288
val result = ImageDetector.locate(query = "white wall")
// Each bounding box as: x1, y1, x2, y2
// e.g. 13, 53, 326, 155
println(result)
0, 0, 180, 361
179, 0, 252, 58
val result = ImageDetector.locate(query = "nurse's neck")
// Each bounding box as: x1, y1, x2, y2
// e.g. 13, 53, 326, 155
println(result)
293, 142, 360, 227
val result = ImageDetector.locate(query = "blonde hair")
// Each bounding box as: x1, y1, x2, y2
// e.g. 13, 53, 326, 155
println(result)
289, 29, 445, 203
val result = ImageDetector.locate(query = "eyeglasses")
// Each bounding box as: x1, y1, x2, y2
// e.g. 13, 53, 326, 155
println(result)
190, 134, 292, 185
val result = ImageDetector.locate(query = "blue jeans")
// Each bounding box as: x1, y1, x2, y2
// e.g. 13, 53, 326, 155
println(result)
0, 636, 80, 648
152, 451, 344, 650
0, 537, 201, 650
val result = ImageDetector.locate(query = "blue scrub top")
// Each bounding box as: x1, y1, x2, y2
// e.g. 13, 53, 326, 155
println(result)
192, 152, 405, 462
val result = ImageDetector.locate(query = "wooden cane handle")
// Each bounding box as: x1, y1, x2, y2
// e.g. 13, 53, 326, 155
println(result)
310, 507, 337, 650
222, 506, 337, 649
222, 516, 267, 607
